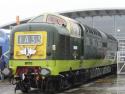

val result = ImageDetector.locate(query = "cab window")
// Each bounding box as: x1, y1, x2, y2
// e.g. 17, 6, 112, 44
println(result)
46, 15, 67, 26
70, 22, 81, 38
29, 15, 44, 23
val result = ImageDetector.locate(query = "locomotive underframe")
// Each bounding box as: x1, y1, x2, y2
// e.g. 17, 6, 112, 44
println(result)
14, 64, 116, 93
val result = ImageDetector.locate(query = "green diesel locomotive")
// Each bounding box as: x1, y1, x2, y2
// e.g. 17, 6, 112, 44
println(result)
9, 13, 117, 93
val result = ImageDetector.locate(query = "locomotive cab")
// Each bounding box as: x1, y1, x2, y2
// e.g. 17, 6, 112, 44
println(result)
10, 23, 72, 76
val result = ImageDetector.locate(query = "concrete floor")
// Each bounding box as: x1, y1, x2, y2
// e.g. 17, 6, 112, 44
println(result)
0, 75, 125, 94
59, 75, 125, 94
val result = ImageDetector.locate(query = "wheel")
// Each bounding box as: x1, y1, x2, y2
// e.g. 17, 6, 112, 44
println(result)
21, 85, 30, 93
45, 79, 56, 94
15, 81, 30, 93
57, 77, 65, 91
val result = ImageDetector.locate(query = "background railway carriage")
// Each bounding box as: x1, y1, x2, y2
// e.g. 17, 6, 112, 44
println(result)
9, 13, 117, 93
0, 29, 10, 71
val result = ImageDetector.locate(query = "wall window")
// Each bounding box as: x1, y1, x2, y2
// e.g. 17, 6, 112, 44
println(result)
102, 42, 107, 47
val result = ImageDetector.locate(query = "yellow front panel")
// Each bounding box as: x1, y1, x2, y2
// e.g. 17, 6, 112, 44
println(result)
14, 31, 47, 59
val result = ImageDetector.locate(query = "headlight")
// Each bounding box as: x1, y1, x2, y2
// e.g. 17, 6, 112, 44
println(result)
40, 68, 50, 76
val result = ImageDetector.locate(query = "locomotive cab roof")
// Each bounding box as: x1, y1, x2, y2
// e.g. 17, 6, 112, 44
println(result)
28, 13, 81, 35
12, 22, 70, 36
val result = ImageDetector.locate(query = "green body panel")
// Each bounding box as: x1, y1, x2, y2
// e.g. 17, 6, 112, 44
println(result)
9, 59, 116, 76
82, 59, 115, 68
9, 23, 117, 77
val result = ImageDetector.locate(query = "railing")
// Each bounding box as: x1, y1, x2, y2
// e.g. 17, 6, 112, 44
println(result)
117, 51, 125, 74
